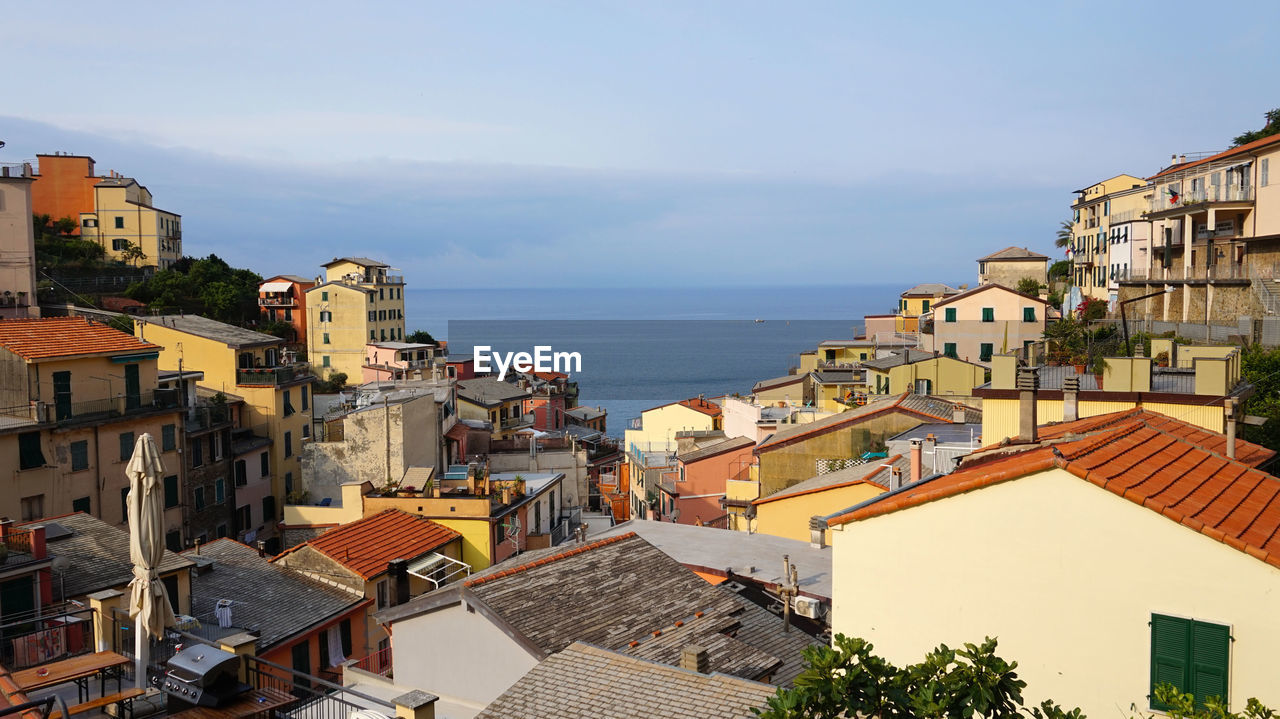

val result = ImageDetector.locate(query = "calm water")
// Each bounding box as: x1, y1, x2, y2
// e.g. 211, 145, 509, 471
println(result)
406, 285, 902, 435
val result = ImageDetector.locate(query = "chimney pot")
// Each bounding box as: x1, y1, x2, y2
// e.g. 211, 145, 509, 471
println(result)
909, 439, 923, 483
1017, 367, 1040, 443
1062, 376, 1080, 423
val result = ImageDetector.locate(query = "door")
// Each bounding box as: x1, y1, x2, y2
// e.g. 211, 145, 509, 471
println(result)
52, 371, 72, 421
124, 364, 140, 410
161, 575, 180, 615
291, 640, 312, 693
0, 576, 35, 623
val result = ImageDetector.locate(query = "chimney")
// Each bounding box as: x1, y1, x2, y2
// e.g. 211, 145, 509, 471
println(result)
888, 466, 903, 491
909, 439, 923, 484
952, 405, 966, 424
1179, 154, 1187, 165
1062, 375, 1080, 423
680, 645, 710, 674
388, 559, 411, 606
1017, 367, 1039, 443
808, 516, 826, 549
924, 432, 937, 457
28, 525, 47, 561
1225, 397, 1238, 460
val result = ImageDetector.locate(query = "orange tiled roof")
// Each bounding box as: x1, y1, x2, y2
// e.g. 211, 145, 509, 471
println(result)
676, 397, 723, 417
273, 509, 460, 580
0, 317, 161, 360
1148, 133, 1280, 181
1036, 408, 1274, 467
465, 532, 636, 587
829, 416, 1280, 570
531, 371, 568, 381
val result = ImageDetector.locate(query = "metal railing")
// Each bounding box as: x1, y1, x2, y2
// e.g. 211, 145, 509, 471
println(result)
237, 363, 310, 386
0, 604, 96, 669
701, 514, 731, 529
245, 653, 396, 718
349, 646, 392, 678
1149, 185, 1255, 212
258, 296, 297, 307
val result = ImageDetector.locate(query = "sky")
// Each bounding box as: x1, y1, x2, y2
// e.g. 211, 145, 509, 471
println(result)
4, 1, 1279, 288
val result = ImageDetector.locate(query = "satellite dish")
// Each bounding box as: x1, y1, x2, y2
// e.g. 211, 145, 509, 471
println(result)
51, 556, 71, 572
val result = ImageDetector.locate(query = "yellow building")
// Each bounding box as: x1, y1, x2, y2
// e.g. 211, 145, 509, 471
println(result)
456, 377, 533, 440
1069, 174, 1148, 302
623, 397, 723, 519
80, 176, 183, 270
750, 374, 806, 406
824, 410, 1280, 714
896, 283, 959, 333
808, 370, 868, 412
977, 352, 1246, 444
862, 350, 986, 399
745, 456, 901, 543
0, 317, 185, 538
135, 315, 314, 542
305, 257, 407, 381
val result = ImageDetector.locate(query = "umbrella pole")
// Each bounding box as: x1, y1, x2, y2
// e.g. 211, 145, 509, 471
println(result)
135, 624, 147, 691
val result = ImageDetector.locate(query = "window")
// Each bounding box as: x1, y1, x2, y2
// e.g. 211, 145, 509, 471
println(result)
260, 451, 269, 477
322, 355, 330, 367
368, 311, 376, 322
981, 307, 995, 323
194, 487, 206, 511
72, 497, 90, 514
321, 291, 329, 302
1023, 307, 1036, 323
20, 496, 44, 522
215, 478, 226, 504
284, 308, 292, 322
921, 300, 930, 313
191, 436, 203, 467
376, 579, 389, 609
319, 310, 331, 322
943, 343, 957, 359
114, 216, 124, 229
1104, 199, 1110, 216
323, 332, 330, 345
119, 431, 135, 461
235, 459, 247, 487
370, 330, 376, 341
301, 386, 309, 411
380, 329, 387, 341
70, 440, 89, 471
285, 472, 294, 495
1150, 614, 1230, 710
165, 531, 182, 553
302, 424, 311, 439
1263, 158, 1270, 187
82, 218, 97, 228
944, 307, 956, 323
340, 619, 352, 657
164, 475, 179, 508
236, 504, 252, 532
263, 495, 276, 522
213, 432, 223, 460
379, 288, 384, 301
19, 432, 45, 470
162, 424, 176, 451
216, 524, 228, 539
284, 432, 292, 458
979, 343, 994, 362
283, 390, 295, 417
379, 310, 386, 321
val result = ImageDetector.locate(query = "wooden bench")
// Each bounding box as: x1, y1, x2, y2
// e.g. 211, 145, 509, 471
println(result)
50, 688, 145, 719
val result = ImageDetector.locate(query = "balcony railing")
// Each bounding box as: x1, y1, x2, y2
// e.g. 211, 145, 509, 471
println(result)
1124, 263, 1250, 282
237, 363, 310, 386
500, 414, 533, 429
350, 646, 392, 678
1149, 185, 1255, 213
258, 296, 297, 307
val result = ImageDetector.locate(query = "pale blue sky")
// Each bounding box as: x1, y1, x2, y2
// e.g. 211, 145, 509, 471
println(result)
4, 1, 1278, 287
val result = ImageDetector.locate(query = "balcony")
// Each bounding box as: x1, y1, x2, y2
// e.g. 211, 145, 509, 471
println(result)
258, 295, 296, 308
236, 363, 310, 386
0, 389, 182, 429
500, 413, 534, 430
1148, 186, 1255, 214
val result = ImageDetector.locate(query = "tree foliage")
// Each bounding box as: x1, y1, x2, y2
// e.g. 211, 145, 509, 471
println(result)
755, 634, 1081, 719
1240, 344, 1280, 452
126, 254, 263, 323
1055, 219, 1073, 249
1017, 277, 1043, 296
1048, 260, 1072, 282
32, 214, 108, 268
405, 329, 437, 345
1149, 683, 1276, 719
1232, 108, 1280, 147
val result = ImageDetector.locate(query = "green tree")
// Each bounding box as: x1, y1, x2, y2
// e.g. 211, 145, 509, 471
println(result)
405, 329, 436, 345
755, 634, 1080, 719
53, 216, 77, 235
1232, 108, 1280, 147
119, 240, 148, 267
1241, 344, 1280, 452
1049, 259, 1072, 283
1055, 219, 1073, 249
1017, 277, 1043, 296
1150, 683, 1276, 719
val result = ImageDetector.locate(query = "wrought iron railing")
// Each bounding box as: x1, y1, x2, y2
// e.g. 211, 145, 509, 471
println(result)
350, 646, 392, 678
236, 363, 309, 386
0, 604, 96, 669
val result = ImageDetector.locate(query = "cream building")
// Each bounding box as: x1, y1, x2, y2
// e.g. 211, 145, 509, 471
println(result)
823, 408, 1280, 714
1069, 174, 1149, 303
920, 283, 1050, 364
80, 176, 183, 270
976, 246, 1048, 288
305, 257, 406, 381
0, 163, 38, 318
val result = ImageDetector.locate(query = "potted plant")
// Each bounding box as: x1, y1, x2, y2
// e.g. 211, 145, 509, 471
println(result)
1090, 356, 1108, 390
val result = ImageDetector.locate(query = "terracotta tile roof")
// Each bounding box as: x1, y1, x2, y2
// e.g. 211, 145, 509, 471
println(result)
677, 397, 723, 417
0, 317, 161, 360
828, 414, 1280, 570
929, 283, 1049, 310
1036, 408, 1274, 467
1149, 133, 1280, 181
273, 509, 460, 580
978, 246, 1049, 261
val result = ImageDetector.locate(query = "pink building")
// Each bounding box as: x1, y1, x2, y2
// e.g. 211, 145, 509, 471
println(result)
658, 436, 756, 525
362, 341, 436, 383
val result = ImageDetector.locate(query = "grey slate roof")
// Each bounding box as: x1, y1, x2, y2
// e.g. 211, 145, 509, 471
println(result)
143, 315, 281, 348
474, 642, 776, 719
678, 436, 756, 464
752, 374, 803, 392
758, 394, 980, 450
456, 377, 531, 406
861, 349, 942, 370
811, 370, 864, 383
21, 513, 193, 599
901, 283, 960, 296
979, 246, 1049, 261
564, 405, 605, 420
727, 587, 818, 687
186, 539, 364, 652
759, 454, 909, 502
321, 257, 388, 268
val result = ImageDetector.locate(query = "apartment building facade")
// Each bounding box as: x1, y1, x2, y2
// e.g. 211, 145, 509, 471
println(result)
1068, 174, 1149, 304
305, 258, 406, 381
0, 163, 39, 318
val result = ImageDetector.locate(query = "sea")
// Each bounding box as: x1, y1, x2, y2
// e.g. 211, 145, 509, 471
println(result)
406, 285, 905, 437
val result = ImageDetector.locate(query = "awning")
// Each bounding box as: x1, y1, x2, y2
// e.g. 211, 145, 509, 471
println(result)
260, 281, 292, 292
445, 423, 470, 442
407, 552, 471, 589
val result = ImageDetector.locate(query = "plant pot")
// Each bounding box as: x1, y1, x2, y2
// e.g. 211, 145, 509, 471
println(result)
1073, 364, 1086, 375
1094, 374, 1104, 390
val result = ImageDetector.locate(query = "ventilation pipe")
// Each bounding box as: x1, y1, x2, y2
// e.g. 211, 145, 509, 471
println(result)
1225, 397, 1238, 460
1062, 375, 1080, 423
1017, 367, 1040, 443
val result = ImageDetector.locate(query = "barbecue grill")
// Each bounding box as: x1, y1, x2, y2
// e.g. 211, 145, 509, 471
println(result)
160, 644, 250, 709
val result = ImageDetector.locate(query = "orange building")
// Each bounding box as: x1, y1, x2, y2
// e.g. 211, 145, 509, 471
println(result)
258, 275, 315, 348
30, 154, 98, 233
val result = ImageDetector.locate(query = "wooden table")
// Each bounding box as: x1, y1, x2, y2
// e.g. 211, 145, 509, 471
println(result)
166, 687, 295, 719
11, 651, 130, 702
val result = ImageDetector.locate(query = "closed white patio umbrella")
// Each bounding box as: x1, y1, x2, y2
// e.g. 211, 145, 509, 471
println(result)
126, 433, 177, 690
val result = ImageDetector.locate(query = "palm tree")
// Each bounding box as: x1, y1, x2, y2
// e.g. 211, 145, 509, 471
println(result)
1054, 220, 1073, 249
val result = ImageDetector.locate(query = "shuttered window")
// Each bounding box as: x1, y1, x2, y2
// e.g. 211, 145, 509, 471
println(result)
162, 424, 176, 451
981, 307, 994, 323
1150, 613, 1230, 710
943, 343, 957, 359
944, 308, 956, 323
1023, 307, 1036, 323
979, 343, 993, 362
119, 431, 135, 461
164, 475, 179, 509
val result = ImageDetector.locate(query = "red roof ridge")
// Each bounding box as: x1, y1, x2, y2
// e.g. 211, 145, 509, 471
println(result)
463, 532, 638, 587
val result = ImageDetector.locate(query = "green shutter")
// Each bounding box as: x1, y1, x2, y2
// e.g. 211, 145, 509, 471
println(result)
119, 431, 135, 461
1150, 614, 1191, 709
72, 497, 90, 513
982, 307, 994, 322
1189, 620, 1230, 708
944, 343, 957, 359
164, 475, 179, 509
979, 343, 993, 361
1023, 307, 1036, 322
945, 307, 956, 323
71, 440, 89, 471
162, 424, 176, 451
